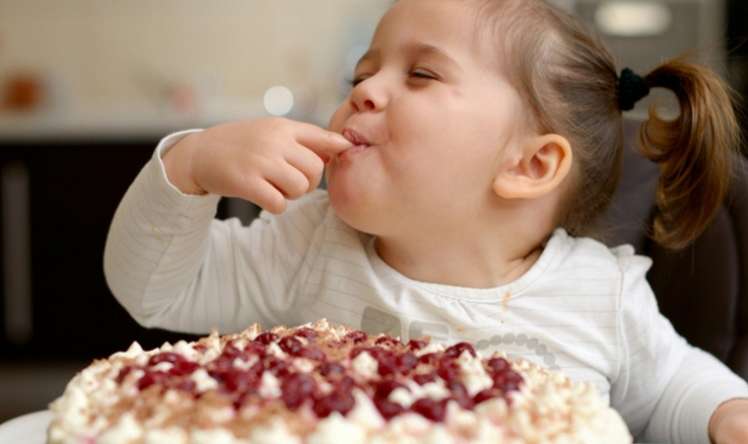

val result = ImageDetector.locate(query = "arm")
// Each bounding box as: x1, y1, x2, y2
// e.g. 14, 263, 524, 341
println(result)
103, 131, 328, 334
609, 251, 748, 444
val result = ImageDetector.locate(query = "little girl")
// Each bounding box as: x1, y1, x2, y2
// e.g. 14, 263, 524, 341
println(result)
104, 0, 748, 442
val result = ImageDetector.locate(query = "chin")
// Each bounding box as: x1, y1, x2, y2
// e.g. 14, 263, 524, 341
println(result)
327, 178, 382, 236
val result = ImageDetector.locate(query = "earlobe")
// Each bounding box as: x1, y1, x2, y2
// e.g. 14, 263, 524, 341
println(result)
492, 134, 573, 200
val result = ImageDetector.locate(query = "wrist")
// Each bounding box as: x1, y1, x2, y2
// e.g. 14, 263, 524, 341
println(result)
162, 132, 207, 196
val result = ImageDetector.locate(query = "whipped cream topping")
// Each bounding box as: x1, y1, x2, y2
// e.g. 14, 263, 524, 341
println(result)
456, 350, 493, 397
190, 369, 218, 393
351, 351, 379, 379
48, 320, 632, 444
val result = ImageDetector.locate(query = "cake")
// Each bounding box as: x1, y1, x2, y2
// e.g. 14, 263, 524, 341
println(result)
47, 320, 633, 443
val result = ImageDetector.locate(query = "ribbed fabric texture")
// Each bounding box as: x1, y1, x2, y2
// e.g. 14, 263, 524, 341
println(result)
103, 131, 748, 444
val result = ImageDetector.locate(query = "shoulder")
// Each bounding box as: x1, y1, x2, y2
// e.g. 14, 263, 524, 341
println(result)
549, 228, 652, 280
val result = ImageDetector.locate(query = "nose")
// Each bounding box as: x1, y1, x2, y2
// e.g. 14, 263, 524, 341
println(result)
350, 78, 385, 113
353, 98, 376, 112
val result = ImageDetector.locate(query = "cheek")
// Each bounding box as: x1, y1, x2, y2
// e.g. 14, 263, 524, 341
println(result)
399, 113, 486, 165
327, 102, 350, 132
400, 121, 502, 192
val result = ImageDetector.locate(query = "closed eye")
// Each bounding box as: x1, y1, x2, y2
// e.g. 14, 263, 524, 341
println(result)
347, 69, 439, 88
411, 70, 437, 80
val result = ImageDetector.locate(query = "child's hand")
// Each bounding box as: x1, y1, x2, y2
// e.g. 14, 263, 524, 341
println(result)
709, 398, 748, 444
162, 117, 353, 214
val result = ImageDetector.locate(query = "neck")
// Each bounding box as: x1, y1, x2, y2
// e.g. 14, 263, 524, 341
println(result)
373, 213, 551, 289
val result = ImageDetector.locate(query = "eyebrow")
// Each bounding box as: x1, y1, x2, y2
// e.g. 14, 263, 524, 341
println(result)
355, 42, 463, 73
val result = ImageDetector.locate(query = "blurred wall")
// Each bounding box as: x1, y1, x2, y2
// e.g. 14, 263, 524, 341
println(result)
0, 1, 390, 126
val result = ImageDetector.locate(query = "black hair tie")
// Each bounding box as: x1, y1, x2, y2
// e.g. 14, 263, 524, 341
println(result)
617, 68, 650, 111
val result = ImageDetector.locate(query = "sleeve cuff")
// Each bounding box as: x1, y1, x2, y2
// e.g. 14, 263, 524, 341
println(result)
138, 129, 221, 229
684, 380, 748, 443
146, 129, 222, 224
672, 348, 748, 443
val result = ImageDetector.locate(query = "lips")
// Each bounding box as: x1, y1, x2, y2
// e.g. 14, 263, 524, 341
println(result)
342, 128, 372, 147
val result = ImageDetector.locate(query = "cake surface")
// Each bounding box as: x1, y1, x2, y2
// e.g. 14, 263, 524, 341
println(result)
48, 320, 632, 443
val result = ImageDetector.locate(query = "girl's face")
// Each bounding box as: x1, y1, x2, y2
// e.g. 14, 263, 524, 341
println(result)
327, 0, 529, 237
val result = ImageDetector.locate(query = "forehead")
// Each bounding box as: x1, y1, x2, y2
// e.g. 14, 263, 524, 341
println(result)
367, 0, 495, 68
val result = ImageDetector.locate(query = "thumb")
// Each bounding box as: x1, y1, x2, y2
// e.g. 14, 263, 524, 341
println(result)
294, 122, 353, 158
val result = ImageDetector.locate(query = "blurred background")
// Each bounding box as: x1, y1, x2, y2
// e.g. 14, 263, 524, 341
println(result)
0, 0, 745, 422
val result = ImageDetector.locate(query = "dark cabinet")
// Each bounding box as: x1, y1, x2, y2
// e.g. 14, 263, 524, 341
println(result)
0, 138, 204, 362
0, 136, 263, 421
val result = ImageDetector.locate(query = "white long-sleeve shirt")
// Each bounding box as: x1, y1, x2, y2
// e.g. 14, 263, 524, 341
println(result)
104, 130, 748, 444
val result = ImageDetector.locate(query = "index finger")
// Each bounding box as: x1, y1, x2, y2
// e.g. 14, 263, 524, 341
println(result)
293, 122, 353, 157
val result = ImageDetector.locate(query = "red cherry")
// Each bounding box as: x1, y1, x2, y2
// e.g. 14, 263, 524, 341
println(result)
279, 336, 303, 356
221, 363, 263, 393
377, 353, 398, 377
418, 353, 438, 366
222, 344, 243, 358
375, 336, 400, 347
473, 388, 502, 405
265, 357, 292, 378
349, 347, 366, 359
374, 380, 406, 400
137, 371, 169, 390
169, 360, 199, 376
148, 352, 185, 366
493, 370, 523, 392
233, 394, 247, 410
492, 372, 507, 387
281, 373, 317, 410
209, 354, 235, 373
374, 398, 406, 420
437, 359, 461, 383
345, 331, 368, 344
299, 345, 326, 361
319, 362, 345, 379
395, 352, 418, 374
254, 332, 279, 345
447, 381, 473, 409
486, 357, 510, 374
243, 341, 267, 357
411, 398, 448, 422
413, 373, 437, 385
338, 376, 356, 392
116, 366, 134, 384
503, 371, 524, 392
444, 342, 476, 359
233, 391, 260, 410
174, 379, 196, 393
313, 389, 355, 418
294, 327, 317, 340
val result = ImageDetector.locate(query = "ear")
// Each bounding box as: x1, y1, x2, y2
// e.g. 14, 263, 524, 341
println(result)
492, 134, 573, 200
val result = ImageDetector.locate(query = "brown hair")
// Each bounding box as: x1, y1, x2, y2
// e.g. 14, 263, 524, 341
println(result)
471, 0, 742, 249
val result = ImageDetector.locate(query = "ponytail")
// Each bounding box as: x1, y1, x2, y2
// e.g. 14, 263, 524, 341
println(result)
470, 1, 743, 247
638, 57, 742, 250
